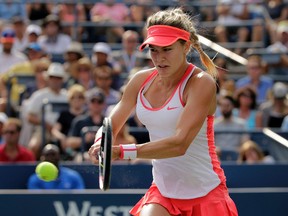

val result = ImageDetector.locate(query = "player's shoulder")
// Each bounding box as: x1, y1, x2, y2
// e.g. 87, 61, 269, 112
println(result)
130, 67, 155, 79
126, 67, 155, 87
190, 67, 216, 86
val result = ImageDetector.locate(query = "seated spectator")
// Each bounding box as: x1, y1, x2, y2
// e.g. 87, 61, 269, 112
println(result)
264, 0, 288, 44
26, 3, 52, 22
235, 55, 273, 106
238, 140, 275, 164
1, 41, 46, 85
91, 42, 113, 67
111, 30, 146, 83
0, 28, 27, 75
92, 65, 121, 112
51, 84, 87, 160
11, 16, 28, 52
1, 43, 48, 113
266, 20, 288, 70
0, 118, 35, 162
66, 57, 94, 91
25, 24, 42, 45
214, 0, 250, 55
63, 41, 85, 80
27, 144, 85, 189
18, 58, 50, 147
256, 82, 288, 128
129, 0, 160, 29
66, 88, 106, 162
58, 2, 87, 42
0, 2, 27, 22
233, 86, 258, 129
91, 42, 121, 89
38, 14, 72, 55
215, 95, 249, 152
26, 63, 68, 159
112, 30, 146, 89
21, 57, 50, 101
90, 0, 130, 43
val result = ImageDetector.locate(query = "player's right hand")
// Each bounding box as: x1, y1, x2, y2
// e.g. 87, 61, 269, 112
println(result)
88, 127, 102, 164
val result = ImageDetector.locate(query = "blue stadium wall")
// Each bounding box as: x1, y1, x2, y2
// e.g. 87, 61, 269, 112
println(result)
0, 163, 288, 216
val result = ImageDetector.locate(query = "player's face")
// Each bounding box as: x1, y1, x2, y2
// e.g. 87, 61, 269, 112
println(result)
149, 41, 188, 77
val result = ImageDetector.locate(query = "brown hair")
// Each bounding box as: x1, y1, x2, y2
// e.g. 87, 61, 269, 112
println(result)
146, 8, 218, 78
67, 84, 86, 101
238, 140, 264, 163
234, 86, 257, 109
93, 65, 113, 78
4, 118, 22, 132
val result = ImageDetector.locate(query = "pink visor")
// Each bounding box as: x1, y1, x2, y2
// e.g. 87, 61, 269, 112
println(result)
139, 25, 190, 51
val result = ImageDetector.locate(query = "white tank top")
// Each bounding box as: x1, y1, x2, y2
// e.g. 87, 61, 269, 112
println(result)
136, 64, 226, 199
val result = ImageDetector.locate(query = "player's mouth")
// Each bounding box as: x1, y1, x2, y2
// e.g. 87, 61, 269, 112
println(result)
157, 65, 168, 69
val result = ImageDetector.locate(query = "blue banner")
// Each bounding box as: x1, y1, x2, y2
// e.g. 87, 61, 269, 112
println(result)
1, 189, 288, 216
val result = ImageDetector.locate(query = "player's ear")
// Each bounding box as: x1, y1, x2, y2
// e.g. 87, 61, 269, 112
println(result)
184, 41, 191, 54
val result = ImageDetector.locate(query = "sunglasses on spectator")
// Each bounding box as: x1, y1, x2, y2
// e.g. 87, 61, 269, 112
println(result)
71, 95, 85, 100
78, 67, 90, 72
96, 76, 111, 80
3, 130, 18, 135
90, 98, 104, 104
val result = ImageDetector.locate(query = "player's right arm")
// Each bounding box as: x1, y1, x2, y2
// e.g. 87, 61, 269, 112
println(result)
109, 70, 150, 137
88, 68, 154, 163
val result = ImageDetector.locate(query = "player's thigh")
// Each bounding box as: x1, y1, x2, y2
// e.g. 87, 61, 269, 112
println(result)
140, 203, 171, 216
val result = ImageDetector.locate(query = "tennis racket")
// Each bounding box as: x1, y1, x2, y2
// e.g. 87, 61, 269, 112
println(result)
98, 117, 112, 191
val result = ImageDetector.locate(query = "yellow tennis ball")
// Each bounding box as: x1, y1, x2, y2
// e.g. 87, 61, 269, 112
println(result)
35, 161, 58, 182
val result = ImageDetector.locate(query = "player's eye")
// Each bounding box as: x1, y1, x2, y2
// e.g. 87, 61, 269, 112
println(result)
163, 47, 172, 51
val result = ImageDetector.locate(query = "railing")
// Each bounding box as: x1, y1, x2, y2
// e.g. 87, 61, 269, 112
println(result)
78, 126, 288, 162
215, 128, 288, 162
1, 0, 268, 50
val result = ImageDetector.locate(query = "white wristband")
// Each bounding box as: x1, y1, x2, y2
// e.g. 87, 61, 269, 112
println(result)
119, 144, 137, 160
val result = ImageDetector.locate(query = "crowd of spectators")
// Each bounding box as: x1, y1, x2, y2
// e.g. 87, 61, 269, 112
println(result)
0, 0, 287, 171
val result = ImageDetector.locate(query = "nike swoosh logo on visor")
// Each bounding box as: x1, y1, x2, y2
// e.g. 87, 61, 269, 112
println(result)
167, 106, 179, 110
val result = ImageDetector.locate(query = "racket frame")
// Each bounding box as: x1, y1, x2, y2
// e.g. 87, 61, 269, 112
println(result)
98, 117, 112, 191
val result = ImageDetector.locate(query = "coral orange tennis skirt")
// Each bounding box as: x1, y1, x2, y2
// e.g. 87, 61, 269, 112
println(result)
130, 183, 238, 216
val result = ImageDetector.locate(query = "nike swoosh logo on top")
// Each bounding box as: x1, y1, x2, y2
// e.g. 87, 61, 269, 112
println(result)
167, 106, 179, 110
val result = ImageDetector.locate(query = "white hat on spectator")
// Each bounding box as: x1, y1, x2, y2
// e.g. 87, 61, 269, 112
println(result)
272, 82, 288, 99
66, 41, 84, 57
277, 21, 288, 33
93, 42, 111, 55
47, 63, 66, 78
219, 0, 232, 4
26, 24, 42, 36
0, 112, 8, 124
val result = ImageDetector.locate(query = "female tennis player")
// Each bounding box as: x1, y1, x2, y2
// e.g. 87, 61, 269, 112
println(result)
89, 7, 238, 216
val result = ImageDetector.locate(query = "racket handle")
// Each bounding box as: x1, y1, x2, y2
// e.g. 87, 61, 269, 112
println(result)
94, 126, 103, 145
119, 144, 137, 160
